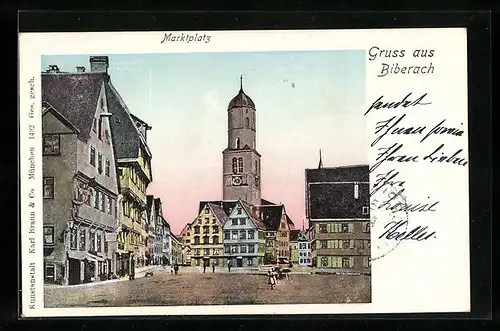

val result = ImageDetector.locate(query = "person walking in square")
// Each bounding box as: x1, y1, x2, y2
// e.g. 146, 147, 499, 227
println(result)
228, 260, 232, 273
212, 263, 216, 273
203, 262, 207, 273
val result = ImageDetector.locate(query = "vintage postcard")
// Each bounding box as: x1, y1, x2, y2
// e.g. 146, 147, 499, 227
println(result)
19, 28, 469, 317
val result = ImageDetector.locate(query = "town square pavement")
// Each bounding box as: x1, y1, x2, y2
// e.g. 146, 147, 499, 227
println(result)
44, 266, 371, 307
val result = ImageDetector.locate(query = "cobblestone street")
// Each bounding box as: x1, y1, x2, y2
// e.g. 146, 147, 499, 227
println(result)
44, 268, 371, 307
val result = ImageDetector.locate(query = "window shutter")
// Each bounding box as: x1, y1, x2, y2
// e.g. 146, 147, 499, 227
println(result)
348, 223, 354, 233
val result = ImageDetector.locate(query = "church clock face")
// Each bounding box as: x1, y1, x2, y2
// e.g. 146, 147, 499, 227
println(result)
231, 175, 242, 186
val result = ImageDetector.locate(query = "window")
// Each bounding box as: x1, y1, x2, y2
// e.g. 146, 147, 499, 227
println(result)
204, 217, 209, 224
89, 232, 95, 251
320, 240, 328, 249
362, 206, 369, 215
195, 249, 201, 256
235, 138, 240, 149
43, 134, 60, 155
104, 239, 108, 253
213, 226, 219, 233
245, 117, 250, 128
232, 219, 238, 225
248, 244, 255, 253
255, 160, 258, 172
231, 231, 238, 240
70, 228, 77, 250
239, 218, 246, 225
90, 146, 96, 166
232, 158, 238, 174
96, 232, 102, 252
213, 248, 220, 255
238, 157, 243, 173
203, 236, 209, 244
98, 118, 102, 140
194, 237, 200, 244
194, 226, 200, 234
93, 191, 99, 209
213, 236, 219, 244
342, 223, 350, 233
79, 228, 86, 251
321, 257, 328, 267
237, 207, 242, 215
45, 264, 55, 281
224, 231, 230, 240
231, 245, 238, 253
43, 226, 54, 246
100, 194, 105, 212
106, 197, 112, 215
203, 226, 209, 234
105, 159, 110, 176
342, 240, 350, 249
319, 224, 327, 233
354, 183, 359, 199
248, 230, 254, 239
362, 240, 370, 249
247, 258, 253, 266
97, 153, 103, 174
240, 245, 247, 253
43, 177, 54, 199
204, 248, 210, 256
363, 257, 370, 268
224, 245, 230, 254
342, 257, 352, 268
92, 118, 98, 132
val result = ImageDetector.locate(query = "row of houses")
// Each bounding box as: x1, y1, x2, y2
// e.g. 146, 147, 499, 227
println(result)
176, 161, 370, 274
42, 56, 181, 285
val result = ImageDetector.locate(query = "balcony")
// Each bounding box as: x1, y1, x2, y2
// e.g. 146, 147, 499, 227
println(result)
120, 174, 146, 204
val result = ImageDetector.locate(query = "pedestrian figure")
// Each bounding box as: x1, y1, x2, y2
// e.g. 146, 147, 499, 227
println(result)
212, 263, 215, 273
268, 269, 276, 290
203, 262, 207, 273
170, 265, 174, 275
228, 260, 232, 273
174, 263, 179, 275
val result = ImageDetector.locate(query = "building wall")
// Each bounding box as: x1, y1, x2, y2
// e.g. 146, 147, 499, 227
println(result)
277, 212, 290, 260
222, 203, 264, 267
290, 241, 298, 264
189, 205, 224, 266
297, 240, 311, 266
264, 231, 277, 264
309, 220, 370, 271
42, 113, 78, 284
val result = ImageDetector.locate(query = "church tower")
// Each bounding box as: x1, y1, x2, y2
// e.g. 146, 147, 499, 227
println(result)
222, 76, 261, 206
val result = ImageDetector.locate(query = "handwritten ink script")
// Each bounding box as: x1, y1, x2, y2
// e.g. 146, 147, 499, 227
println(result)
366, 45, 469, 252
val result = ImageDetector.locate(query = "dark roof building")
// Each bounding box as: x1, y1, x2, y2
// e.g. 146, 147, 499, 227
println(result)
305, 165, 370, 220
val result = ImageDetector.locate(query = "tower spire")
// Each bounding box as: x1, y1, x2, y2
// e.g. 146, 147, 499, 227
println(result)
240, 75, 243, 91
318, 149, 323, 169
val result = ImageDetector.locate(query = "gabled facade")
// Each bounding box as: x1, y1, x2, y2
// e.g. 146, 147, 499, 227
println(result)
222, 200, 266, 267
42, 68, 120, 285
190, 202, 226, 267
145, 195, 157, 265
171, 235, 183, 265
179, 222, 192, 264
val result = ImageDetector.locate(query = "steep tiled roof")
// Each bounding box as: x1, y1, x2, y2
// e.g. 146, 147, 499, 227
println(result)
259, 205, 283, 231
260, 198, 276, 206
289, 229, 300, 242
239, 199, 266, 230
286, 214, 295, 229
305, 165, 369, 183
41, 72, 106, 140
208, 203, 229, 226
104, 83, 142, 160
198, 200, 237, 216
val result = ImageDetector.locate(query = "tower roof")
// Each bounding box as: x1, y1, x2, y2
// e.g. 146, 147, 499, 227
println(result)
227, 75, 255, 110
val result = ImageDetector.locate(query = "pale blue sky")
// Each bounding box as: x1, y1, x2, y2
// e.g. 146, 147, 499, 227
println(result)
42, 50, 367, 233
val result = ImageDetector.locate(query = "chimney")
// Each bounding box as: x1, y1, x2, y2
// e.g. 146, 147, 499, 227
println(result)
89, 56, 109, 73
47, 65, 60, 73
76, 66, 86, 73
